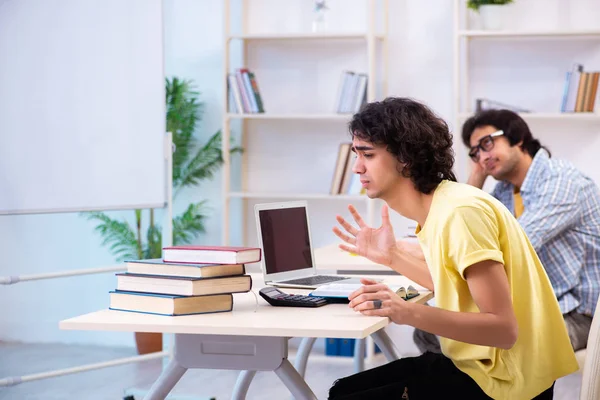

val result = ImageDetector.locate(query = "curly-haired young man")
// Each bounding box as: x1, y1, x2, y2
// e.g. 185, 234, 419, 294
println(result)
329, 98, 578, 400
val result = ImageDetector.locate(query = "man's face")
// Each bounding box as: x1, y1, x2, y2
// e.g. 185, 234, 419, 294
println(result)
469, 125, 522, 180
351, 137, 403, 200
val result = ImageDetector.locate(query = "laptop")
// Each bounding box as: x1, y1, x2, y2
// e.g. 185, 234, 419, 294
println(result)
255, 201, 361, 289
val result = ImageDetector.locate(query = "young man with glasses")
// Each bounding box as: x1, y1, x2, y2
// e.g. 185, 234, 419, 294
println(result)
415, 109, 600, 355
328, 98, 577, 399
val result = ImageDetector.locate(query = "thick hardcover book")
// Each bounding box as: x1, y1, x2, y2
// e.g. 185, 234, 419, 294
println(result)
126, 259, 245, 279
162, 245, 261, 265
116, 273, 253, 296
109, 290, 233, 316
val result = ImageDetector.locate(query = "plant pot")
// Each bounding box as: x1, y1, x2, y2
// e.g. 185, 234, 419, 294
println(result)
134, 332, 162, 354
478, 4, 513, 30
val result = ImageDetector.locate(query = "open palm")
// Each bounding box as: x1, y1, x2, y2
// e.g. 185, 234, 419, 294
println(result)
333, 204, 397, 266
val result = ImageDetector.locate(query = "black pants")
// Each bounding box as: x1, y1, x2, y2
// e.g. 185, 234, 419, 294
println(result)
328, 352, 555, 400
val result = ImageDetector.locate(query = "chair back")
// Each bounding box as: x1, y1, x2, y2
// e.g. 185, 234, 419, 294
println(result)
580, 296, 600, 400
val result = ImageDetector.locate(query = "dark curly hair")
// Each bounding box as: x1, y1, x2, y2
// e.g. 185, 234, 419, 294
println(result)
349, 97, 456, 194
461, 109, 551, 158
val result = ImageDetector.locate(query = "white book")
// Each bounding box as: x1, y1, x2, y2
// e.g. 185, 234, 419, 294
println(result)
235, 69, 252, 113
228, 74, 243, 114
335, 71, 350, 113
241, 70, 259, 113
352, 74, 368, 113
309, 282, 419, 301
342, 73, 359, 113
564, 64, 584, 113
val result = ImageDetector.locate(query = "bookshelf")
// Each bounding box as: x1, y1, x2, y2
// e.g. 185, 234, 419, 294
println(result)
457, 29, 600, 38
221, 0, 389, 246
452, 0, 600, 181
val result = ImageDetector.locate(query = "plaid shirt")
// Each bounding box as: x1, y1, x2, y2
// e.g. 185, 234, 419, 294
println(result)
492, 150, 600, 316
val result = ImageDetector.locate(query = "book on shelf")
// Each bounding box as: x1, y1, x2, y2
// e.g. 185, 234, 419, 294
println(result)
335, 71, 367, 114
475, 98, 530, 113
126, 258, 245, 279
109, 290, 234, 316
561, 64, 599, 113
163, 245, 261, 264
228, 68, 265, 114
116, 273, 253, 296
329, 142, 364, 196
330, 142, 352, 194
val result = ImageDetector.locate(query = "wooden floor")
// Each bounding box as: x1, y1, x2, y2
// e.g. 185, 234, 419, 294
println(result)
0, 341, 583, 399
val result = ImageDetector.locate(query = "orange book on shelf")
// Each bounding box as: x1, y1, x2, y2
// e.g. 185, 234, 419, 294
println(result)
575, 72, 590, 112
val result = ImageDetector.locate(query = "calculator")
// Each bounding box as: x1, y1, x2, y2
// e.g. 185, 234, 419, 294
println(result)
259, 287, 328, 308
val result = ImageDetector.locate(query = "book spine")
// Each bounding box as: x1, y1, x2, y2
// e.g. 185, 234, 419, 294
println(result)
247, 71, 265, 113
240, 69, 259, 113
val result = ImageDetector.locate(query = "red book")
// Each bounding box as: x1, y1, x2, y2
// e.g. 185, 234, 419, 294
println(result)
163, 245, 261, 265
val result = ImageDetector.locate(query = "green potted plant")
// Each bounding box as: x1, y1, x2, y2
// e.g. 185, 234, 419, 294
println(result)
85, 77, 242, 354
467, 0, 514, 30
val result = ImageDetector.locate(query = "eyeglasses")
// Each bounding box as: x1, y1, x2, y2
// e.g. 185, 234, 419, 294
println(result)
468, 130, 504, 162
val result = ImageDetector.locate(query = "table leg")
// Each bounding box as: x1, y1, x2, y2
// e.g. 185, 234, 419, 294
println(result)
232, 370, 257, 400
293, 337, 316, 378
274, 359, 318, 400
370, 329, 400, 361
353, 338, 366, 372
143, 358, 187, 400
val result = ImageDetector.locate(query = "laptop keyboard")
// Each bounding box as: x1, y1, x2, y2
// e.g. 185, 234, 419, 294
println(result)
278, 275, 349, 286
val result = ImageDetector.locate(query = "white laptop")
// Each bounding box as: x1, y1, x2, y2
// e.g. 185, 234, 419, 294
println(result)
254, 201, 362, 289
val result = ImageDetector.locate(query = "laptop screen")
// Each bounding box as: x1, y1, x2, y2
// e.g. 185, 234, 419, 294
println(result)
258, 206, 313, 274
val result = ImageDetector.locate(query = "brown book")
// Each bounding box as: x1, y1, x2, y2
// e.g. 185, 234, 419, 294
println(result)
116, 273, 252, 296
339, 144, 356, 194
586, 72, 599, 112
126, 259, 245, 279
109, 290, 233, 316
330, 143, 352, 195
575, 72, 589, 112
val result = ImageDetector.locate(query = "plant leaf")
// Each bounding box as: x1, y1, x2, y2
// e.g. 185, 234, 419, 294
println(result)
176, 130, 243, 193
83, 212, 141, 261
172, 202, 208, 245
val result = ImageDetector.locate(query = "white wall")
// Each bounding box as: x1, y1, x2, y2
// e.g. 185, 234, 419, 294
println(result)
1, 0, 598, 348
0, 0, 236, 347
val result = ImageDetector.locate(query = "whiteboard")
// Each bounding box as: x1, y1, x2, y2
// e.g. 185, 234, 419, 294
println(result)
0, 0, 166, 214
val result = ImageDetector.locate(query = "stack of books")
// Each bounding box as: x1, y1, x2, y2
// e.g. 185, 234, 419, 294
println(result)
335, 71, 368, 114
108, 246, 261, 316
561, 64, 599, 113
228, 68, 265, 114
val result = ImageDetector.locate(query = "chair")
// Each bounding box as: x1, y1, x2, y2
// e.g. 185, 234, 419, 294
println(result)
579, 296, 600, 400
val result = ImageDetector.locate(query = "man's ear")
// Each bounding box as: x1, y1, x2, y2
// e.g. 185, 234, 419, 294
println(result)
397, 162, 408, 177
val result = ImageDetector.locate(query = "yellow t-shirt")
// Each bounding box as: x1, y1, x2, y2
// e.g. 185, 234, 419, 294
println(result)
513, 189, 524, 218
416, 180, 577, 399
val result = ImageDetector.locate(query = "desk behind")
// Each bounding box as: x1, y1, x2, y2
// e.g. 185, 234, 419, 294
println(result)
314, 243, 390, 274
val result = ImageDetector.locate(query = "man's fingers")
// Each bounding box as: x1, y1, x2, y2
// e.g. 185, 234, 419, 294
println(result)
338, 243, 359, 255
335, 215, 359, 236
348, 291, 383, 308
348, 204, 367, 228
360, 278, 379, 285
348, 286, 389, 302
360, 309, 388, 317
352, 298, 391, 312
332, 227, 356, 245
381, 203, 391, 225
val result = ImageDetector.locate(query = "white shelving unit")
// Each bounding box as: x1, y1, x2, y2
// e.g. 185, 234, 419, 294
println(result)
221, 0, 389, 245
457, 29, 600, 38
453, 0, 600, 179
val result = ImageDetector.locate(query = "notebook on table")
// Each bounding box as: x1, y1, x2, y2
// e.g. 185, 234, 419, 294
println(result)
254, 201, 362, 289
